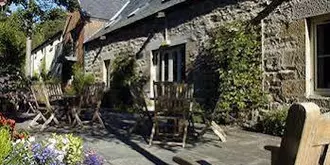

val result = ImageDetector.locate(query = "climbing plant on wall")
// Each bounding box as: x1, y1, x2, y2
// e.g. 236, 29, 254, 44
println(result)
209, 21, 267, 124
105, 51, 148, 112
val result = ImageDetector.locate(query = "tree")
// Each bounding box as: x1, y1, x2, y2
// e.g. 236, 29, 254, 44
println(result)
0, 11, 26, 69
0, 0, 78, 75
32, 7, 66, 48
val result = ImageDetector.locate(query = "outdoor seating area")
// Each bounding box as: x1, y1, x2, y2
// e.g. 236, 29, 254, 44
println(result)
25, 81, 214, 149
2, 0, 330, 164
28, 82, 106, 131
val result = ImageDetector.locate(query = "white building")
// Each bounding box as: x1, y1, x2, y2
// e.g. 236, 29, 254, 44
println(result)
31, 31, 63, 77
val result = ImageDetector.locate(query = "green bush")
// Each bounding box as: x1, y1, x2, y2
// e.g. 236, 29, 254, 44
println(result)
4, 139, 35, 165
65, 134, 83, 165
106, 52, 147, 112
258, 108, 288, 136
71, 64, 95, 94
0, 127, 12, 164
208, 21, 267, 124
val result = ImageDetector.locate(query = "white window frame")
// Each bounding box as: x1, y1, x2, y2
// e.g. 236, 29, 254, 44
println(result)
103, 59, 111, 88
149, 44, 186, 97
307, 14, 330, 97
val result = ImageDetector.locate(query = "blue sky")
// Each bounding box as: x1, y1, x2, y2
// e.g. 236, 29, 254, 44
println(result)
9, 1, 59, 12
9, 3, 18, 11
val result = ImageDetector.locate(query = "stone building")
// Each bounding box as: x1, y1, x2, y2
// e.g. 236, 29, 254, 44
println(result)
52, 0, 128, 82
83, 0, 330, 111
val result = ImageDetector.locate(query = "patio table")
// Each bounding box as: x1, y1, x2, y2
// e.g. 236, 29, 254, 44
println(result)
62, 94, 82, 126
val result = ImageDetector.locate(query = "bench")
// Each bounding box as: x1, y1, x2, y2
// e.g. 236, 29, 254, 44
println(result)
277, 102, 330, 165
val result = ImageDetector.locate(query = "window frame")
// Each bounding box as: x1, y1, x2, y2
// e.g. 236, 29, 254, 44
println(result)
103, 59, 111, 88
311, 14, 330, 96
152, 44, 186, 83
149, 44, 186, 98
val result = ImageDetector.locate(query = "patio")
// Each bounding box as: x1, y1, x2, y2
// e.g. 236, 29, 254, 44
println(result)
16, 112, 281, 165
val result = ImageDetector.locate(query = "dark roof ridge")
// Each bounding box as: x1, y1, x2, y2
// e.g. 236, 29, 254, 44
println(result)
85, 0, 188, 43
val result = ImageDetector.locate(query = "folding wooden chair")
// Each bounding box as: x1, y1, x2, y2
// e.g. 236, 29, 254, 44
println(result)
45, 83, 63, 101
29, 83, 59, 131
128, 86, 153, 136
45, 83, 70, 124
77, 82, 105, 127
149, 82, 193, 148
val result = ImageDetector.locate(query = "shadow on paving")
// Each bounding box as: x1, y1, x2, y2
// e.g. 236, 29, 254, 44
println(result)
17, 111, 281, 165
24, 111, 173, 164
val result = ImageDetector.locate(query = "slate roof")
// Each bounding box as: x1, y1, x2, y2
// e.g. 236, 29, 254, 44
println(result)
85, 0, 189, 43
79, 0, 129, 20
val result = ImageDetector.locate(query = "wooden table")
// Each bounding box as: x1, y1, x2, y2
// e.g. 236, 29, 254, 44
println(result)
62, 94, 82, 126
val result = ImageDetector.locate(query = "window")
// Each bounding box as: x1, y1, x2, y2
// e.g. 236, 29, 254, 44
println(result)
152, 44, 185, 82
309, 14, 330, 96
103, 60, 111, 88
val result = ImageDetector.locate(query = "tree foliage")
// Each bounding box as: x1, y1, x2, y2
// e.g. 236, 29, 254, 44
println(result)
32, 7, 66, 48
208, 21, 267, 124
0, 12, 26, 69
0, 0, 68, 70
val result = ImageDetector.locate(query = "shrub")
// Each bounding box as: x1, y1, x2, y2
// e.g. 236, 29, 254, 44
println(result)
71, 64, 95, 94
106, 51, 147, 112
48, 133, 84, 165
258, 108, 288, 136
0, 113, 15, 132
31, 142, 64, 165
2, 132, 103, 165
0, 127, 12, 164
4, 137, 36, 165
208, 21, 267, 124
65, 134, 83, 165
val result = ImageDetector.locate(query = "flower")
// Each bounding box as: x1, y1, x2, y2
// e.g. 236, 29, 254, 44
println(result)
84, 149, 104, 165
28, 136, 35, 142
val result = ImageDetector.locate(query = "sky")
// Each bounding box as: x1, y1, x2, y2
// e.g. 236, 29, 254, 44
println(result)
9, 3, 18, 11
9, 1, 59, 12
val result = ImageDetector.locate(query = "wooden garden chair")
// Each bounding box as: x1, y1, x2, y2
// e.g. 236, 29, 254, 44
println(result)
29, 83, 59, 131
77, 82, 105, 127
149, 82, 193, 148
128, 85, 153, 136
45, 83, 64, 102
45, 83, 71, 123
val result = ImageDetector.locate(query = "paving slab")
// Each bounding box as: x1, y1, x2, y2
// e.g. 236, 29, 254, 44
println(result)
16, 113, 281, 165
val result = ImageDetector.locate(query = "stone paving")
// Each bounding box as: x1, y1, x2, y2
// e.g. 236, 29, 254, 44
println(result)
17, 113, 281, 165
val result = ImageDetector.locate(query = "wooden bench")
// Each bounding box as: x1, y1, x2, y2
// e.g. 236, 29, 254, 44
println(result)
277, 102, 330, 165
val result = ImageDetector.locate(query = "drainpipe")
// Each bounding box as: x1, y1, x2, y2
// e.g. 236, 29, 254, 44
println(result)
261, 19, 265, 92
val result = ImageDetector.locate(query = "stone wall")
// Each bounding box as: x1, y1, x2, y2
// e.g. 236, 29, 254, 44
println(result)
84, 0, 330, 111
262, 0, 306, 110
84, 0, 267, 97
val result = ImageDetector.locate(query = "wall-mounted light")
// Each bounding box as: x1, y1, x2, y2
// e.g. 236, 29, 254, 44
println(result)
156, 12, 165, 18
100, 35, 106, 40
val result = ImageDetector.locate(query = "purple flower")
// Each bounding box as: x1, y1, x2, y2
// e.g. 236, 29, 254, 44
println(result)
84, 150, 104, 165
32, 142, 63, 165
